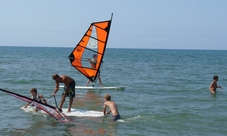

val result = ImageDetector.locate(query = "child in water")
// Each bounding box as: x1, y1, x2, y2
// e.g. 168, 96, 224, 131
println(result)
103, 94, 121, 122
24, 88, 47, 112
209, 75, 223, 94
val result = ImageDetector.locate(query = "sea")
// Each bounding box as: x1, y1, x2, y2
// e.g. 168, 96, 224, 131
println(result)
0, 46, 227, 136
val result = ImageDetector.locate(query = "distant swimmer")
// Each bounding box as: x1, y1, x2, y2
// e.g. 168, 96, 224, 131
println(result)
209, 75, 223, 94
52, 73, 76, 112
103, 94, 121, 122
85, 54, 103, 87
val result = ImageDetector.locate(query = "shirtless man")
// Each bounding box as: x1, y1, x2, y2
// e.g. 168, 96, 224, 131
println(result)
52, 73, 75, 112
103, 94, 120, 122
209, 75, 223, 94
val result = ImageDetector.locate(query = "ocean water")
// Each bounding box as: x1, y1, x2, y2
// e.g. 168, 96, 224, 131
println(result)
0, 46, 227, 136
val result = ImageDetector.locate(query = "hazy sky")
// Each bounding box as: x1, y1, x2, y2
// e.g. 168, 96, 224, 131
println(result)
0, 0, 227, 49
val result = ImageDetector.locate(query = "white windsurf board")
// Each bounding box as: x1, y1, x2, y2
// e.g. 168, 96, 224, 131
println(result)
59, 85, 124, 90
21, 106, 46, 115
21, 106, 103, 117
62, 108, 104, 117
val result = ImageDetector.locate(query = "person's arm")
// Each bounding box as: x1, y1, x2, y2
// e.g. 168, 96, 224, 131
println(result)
103, 103, 107, 115
24, 96, 32, 108
106, 110, 111, 114
64, 86, 69, 93
88, 58, 92, 63
103, 103, 111, 115
218, 85, 223, 89
52, 82, 59, 96
24, 103, 29, 108
39, 94, 47, 104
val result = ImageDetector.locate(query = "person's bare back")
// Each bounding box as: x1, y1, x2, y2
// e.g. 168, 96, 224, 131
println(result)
103, 94, 120, 121
209, 80, 217, 93
59, 75, 74, 87
104, 100, 119, 116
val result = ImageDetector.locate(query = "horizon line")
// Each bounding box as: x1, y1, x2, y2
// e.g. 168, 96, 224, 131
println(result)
0, 45, 226, 51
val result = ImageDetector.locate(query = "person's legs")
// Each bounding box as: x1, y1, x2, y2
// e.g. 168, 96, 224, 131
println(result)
68, 98, 73, 112
85, 79, 90, 86
59, 94, 66, 111
98, 76, 102, 86
67, 84, 75, 112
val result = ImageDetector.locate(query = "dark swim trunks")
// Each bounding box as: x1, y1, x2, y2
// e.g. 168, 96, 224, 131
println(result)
112, 115, 121, 122
63, 81, 76, 98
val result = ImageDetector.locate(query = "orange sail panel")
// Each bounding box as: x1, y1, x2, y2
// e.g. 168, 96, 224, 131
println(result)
69, 14, 113, 82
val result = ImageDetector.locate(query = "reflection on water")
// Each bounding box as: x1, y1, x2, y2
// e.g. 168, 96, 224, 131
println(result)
8, 119, 73, 136
73, 90, 103, 110
69, 117, 118, 136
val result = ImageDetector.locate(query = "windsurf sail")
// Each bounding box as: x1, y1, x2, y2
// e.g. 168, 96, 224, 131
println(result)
68, 13, 113, 83
0, 88, 69, 122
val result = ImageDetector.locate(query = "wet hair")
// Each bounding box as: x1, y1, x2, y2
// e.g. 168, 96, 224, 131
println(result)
30, 88, 37, 94
104, 94, 111, 101
213, 75, 218, 80
52, 73, 59, 80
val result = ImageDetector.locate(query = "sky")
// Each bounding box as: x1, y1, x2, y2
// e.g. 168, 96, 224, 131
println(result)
0, 0, 227, 50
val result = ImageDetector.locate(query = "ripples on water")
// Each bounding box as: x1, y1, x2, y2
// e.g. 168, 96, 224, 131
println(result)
1, 47, 227, 135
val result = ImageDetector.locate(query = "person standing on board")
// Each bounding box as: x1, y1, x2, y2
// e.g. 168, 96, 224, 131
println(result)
52, 73, 76, 112
24, 88, 47, 112
85, 54, 103, 87
209, 75, 223, 94
103, 94, 121, 122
